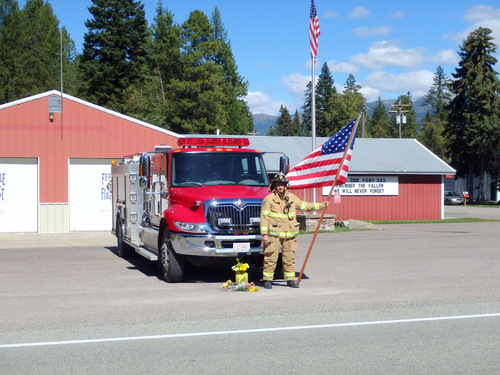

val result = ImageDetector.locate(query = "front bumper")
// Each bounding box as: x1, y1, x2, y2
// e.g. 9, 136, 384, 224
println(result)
170, 232, 263, 257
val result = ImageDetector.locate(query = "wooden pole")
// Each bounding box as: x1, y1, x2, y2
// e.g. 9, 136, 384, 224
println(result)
297, 115, 361, 284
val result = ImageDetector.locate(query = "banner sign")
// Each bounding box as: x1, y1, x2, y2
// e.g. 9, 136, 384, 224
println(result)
322, 176, 399, 196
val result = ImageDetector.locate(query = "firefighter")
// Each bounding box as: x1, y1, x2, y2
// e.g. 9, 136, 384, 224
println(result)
260, 173, 329, 289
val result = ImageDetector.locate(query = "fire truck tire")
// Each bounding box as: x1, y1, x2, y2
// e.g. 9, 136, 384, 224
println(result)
116, 218, 132, 258
160, 231, 184, 282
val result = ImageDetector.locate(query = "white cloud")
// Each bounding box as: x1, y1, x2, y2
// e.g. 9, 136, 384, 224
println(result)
390, 11, 405, 19
351, 40, 424, 70
327, 60, 359, 74
347, 6, 371, 19
352, 25, 392, 37
360, 86, 382, 103
430, 49, 459, 66
282, 73, 310, 100
362, 70, 435, 99
447, 5, 500, 44
324, 11, 339, 19
244, 91, 290, 115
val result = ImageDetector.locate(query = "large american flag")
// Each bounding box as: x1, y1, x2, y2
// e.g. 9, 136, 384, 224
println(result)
287, 119, 358, 189
309, 0, 320, 59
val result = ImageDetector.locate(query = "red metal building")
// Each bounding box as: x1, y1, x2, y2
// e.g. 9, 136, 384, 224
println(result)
1, 90, 178, 233
1, 91, 455, 233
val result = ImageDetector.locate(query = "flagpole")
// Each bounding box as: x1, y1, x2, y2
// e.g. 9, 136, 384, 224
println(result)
311, 57, 317, 204
297, 114, 361, 284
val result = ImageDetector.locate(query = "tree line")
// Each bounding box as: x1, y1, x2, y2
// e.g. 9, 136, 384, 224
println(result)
0, 1, 498, 200
0, 0, 252, 135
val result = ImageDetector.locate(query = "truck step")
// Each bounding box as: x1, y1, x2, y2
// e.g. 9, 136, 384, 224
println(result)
135, 247, 158, 261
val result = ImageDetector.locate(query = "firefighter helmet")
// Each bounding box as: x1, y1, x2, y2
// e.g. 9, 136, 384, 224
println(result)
269, 172, 289, 191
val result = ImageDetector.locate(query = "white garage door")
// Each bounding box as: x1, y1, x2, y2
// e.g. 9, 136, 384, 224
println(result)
69, 159, 113, 231
0, 158, 39, 233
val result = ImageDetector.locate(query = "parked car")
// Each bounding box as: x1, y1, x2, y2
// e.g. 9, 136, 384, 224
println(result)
444, 191, 464, 205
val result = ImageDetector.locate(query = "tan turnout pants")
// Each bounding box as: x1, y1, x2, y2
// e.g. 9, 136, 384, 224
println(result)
262, 236, 297, 281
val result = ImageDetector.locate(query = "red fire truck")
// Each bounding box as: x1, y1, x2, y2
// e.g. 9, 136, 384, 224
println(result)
111, 137, 287, 282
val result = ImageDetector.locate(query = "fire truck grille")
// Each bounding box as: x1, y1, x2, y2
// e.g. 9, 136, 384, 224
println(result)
207, 203, 261, 232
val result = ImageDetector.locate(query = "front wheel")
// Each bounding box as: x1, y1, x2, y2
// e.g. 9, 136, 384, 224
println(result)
116, 218, 132, 258
159, 230, 184, 282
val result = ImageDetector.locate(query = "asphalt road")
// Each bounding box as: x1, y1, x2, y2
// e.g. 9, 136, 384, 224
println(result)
0, 207, 499, 374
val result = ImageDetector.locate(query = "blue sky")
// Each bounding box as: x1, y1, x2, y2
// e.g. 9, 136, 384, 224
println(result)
19, 1, 500, 115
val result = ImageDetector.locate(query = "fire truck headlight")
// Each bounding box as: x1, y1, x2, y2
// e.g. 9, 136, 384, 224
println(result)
174, 221, 207, 233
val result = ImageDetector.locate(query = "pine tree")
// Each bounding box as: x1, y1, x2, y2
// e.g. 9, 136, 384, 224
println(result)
165, 10, 226, 134
445, 27, 500, 201
300, 81, 312, 136
79, 0, 147, 113
125, 1, 181, 127
315, 63, 336, 136
424, 66, 452, 121
210, 7, 252, 135
0, 0, 70, 102
419, 66, 450, 159
420, 110, 447, 160
0, 0, 23, 103
368, 96, 390, 138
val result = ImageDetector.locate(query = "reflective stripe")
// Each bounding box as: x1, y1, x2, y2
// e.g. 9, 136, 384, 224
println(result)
261, 210, 270, 216
263, 272, 274, 278
315, 203, 320, 210
283, 272, 295, 278
300, 201, 307, 211
268, 230, 299, 237
268, 212, 296, 219
260, 226, 268, 231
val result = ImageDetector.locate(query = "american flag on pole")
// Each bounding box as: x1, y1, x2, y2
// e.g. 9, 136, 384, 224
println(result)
309, 0, 321, 59
287, 118, 358, 189
309, 0, 320, 59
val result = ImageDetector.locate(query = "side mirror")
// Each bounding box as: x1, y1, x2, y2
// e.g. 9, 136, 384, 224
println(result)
139, 177, 150, 188
279, 156, 290, 174
139, 156, 150, 177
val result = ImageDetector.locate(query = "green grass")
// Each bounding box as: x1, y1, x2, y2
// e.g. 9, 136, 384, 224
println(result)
371, 217, 499, 224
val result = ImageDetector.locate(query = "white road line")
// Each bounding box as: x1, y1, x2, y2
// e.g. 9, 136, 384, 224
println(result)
1, 313, 499, 349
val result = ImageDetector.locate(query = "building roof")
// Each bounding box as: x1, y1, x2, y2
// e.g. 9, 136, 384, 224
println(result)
2, 91, 454, 176
0, 90, 178, 138
245, 136, 455, 175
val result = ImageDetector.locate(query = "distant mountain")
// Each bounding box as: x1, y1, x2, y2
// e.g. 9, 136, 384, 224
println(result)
251, 113, 276, 135
252, 97, 432, 135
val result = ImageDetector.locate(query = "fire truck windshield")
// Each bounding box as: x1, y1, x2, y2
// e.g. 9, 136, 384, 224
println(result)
171, 152, 269, 187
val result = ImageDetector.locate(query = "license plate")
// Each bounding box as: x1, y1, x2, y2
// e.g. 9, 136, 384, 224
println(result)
233, 242, 250, 251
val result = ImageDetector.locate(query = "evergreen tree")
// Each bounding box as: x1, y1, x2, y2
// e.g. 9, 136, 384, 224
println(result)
0, 0, 71, 102
270, 105, 298, 136
79, 0, 147, 113
0, 0, 23, 103
368, 96, 390, 138
344, 74, 361, 94
423, 66, 452, 121
165, 10, 226, 134
125, 1, 181, 127
210, 7, 252, 135
419, 66, 450, 159
445, 27, 500, 201
315, 63, 336, 136
300, 81, 312, 136
291, 110, 301, 136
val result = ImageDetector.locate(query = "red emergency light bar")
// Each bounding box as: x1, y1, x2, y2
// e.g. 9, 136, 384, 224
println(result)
177, 137, 250, 148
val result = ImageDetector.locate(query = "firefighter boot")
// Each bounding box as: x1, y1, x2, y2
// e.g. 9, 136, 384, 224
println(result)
264, 281, 272, 289
287, 280, 299, 288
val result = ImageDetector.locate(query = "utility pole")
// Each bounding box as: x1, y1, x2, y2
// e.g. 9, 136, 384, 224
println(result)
389, 104, 411, 138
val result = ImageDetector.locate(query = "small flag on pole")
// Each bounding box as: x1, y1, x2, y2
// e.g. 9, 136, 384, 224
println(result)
287, 119, 358, 189
309, 0, 320, 59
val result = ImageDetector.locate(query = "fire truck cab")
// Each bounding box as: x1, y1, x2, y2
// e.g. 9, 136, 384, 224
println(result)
111, 137, 286, 282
